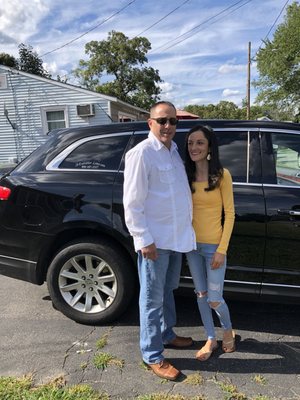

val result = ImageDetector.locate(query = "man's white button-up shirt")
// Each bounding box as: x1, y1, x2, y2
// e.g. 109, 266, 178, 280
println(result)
123, 131, 196, 253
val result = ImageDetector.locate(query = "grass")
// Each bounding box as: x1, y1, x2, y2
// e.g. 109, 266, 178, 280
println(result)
0, 375, 109, 400
217, 380, 247, 400
252, 375, 267, 385
93, 352, 124, 370
0, 374, 276, 400
136, 395, 207, 400
96, 327, 113, 350
184, 372, 204, 386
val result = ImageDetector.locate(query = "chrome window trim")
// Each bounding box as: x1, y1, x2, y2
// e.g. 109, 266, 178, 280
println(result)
181, 277, 300, 289
260, 128, 300, 135
261, 282, 300, 289
226, 280, 300, 289
232, 182, 263, 187
46, 132, 134, 171
263, 183, 300, 189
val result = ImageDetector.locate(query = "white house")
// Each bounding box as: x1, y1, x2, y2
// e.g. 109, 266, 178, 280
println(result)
0, 65, 149, 164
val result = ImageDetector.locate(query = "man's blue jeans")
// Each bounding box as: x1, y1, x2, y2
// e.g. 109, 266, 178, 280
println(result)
137, 249, 182, 364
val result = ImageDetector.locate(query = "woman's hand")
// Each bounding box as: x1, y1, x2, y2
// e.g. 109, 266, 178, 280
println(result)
211, 252, 225, 269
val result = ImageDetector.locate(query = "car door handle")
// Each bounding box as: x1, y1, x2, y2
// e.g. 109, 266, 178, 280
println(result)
289, 210, 300, 216
277, 209, 300, 216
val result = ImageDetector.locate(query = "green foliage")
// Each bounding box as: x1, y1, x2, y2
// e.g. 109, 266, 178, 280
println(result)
18, 43, 51, 78
184, 372, 204, 386
184, 101, 242, 119
252, 375, 267, 385
96, 334, 108, 350
0, 53, 18, 68
184, 101, 266, 120
73, 30, 162, 109
254, 2, 300, 121
136, 395, 206, 400
217, 380, 247, 400
93, 352, 124, 370
0, 375, 108, 400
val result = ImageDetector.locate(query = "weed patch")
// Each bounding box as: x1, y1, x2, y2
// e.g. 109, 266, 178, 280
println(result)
184, 372, 204, 386
217, 379, 247, 400
0, 375, 108, 400
252, 375, 267, 385
96, 327, 113, 350
93, 352, 124, 370
136, 394, 206, 400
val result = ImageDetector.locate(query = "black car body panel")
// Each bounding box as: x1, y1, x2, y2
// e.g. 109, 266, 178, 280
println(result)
0, 119, 299, 323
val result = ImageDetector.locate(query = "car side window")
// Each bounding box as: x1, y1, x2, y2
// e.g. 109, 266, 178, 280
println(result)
271, 133, 300, 186
59, 135, 130, 170
127, 131, 251, 183
215, 131, 248, 182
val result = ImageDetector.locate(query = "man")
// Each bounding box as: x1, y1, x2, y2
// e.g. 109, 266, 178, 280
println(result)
123, 101, 196, 380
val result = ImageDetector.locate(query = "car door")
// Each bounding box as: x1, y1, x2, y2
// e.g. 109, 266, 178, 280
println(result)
174, 127, 266, 299
214, 128, 266, 298
260, 129, 300, 302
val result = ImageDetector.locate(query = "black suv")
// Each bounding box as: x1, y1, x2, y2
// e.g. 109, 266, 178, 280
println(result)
0, 120, 299, 324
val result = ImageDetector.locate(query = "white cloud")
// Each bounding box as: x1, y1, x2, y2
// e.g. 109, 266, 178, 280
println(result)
0, 0, 287, 107
219, 64, 246, 74
222, 89, 241, 97
0, 1, 49, 42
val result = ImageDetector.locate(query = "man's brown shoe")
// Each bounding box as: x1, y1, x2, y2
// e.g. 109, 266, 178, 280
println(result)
165, 335, 193, 348
147, 359, 180, 380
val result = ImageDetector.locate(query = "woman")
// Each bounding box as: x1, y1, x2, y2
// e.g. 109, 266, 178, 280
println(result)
185, 124, 235, 361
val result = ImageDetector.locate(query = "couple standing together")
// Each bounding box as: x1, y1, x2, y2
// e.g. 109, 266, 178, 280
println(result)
123, 101, 235, 381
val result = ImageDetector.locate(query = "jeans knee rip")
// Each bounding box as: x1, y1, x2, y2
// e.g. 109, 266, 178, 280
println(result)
194, 290, 207, 298
208, 282, 221, 292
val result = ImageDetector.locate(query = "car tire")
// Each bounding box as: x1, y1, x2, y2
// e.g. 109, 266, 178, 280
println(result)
46, 238, 136, 325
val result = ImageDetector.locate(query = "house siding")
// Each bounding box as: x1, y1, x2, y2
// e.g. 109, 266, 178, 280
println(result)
0, 67, 114, 163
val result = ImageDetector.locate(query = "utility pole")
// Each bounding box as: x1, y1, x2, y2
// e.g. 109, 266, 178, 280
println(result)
247, 41, 251, 120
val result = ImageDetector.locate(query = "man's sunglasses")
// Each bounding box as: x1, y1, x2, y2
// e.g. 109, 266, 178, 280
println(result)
150, 117, 178, 126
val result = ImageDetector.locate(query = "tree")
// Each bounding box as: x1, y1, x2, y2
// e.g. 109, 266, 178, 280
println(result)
254, 2, 300, 121
0, 53, 18, 68
73, 31, 162, 109
185, 101, 243, 119
18, 43, 51, 78
184, 101, 277, 120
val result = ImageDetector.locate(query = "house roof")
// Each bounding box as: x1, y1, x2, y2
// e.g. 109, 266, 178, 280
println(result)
176, 109, 200, 119
0, 64, 149, 114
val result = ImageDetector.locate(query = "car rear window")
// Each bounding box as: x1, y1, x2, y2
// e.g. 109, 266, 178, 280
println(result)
59, 135, 130, 170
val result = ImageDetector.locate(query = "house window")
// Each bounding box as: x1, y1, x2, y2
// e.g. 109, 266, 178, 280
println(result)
118, 112, 136, 122
41, 106, 69, 133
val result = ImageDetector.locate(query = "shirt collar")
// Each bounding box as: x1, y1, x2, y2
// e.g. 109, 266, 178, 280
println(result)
148, 131, 178, 153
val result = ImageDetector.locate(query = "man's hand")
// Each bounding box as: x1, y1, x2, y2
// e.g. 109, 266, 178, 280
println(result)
141, 243, 158, 261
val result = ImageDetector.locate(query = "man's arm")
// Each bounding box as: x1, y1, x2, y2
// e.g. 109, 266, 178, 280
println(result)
123, 148, 154, 252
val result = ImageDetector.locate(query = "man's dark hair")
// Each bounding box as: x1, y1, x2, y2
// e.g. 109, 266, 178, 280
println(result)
150, 101, 176, 114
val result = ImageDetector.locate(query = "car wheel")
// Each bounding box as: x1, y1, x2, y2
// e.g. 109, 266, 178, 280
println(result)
46, 238, 136, 324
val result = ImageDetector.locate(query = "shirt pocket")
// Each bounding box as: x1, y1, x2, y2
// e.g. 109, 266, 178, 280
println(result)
158, 164, 176, 184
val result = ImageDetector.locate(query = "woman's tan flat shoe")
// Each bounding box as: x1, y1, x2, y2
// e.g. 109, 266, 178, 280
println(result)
195, 343, 218, 361
222, 330, 236, 353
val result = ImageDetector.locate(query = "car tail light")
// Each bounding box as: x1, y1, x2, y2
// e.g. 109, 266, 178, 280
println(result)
0, 186, 11, 200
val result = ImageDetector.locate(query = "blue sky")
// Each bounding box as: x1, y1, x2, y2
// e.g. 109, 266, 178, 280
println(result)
0, 0, 290, 109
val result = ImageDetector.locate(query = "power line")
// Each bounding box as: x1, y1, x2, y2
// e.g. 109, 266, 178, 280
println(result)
255, 0, 290, 55
150, 0, 252, 54
132, 0, 191, 39
40, 0, 136, 57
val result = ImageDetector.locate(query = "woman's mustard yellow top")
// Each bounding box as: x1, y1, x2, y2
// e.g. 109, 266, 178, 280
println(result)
192, 168, 235, 255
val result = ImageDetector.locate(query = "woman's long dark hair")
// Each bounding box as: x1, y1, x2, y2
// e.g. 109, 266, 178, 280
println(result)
185, 125, 223, 192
